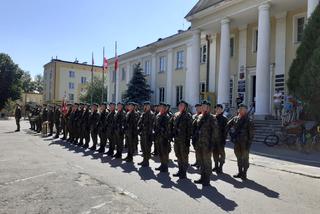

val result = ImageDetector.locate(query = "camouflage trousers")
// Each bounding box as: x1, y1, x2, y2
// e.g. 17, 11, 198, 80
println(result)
140, 133, 152, 161
196, 143, 212, 178
156, 137, 170, 165
174, 140, 190, 171
90, 129, 98, 147
114, 131, 124, 154
212, 140, 226, 164
234, 141, 250, 171
125, 132, 135, 157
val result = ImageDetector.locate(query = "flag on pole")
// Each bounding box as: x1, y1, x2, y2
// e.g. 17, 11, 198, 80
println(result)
91, 52, 94, 104
62, 92, 68, 115
103, 57, 108, 70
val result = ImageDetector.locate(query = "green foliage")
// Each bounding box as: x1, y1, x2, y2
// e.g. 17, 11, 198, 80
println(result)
0, 53, 23, 110
123, 63, 152, 104
79, 76, 107, 104
288, 6, 320, 120
33, 74, 44, 93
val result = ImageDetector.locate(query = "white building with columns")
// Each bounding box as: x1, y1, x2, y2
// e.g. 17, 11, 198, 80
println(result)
106, 0, 319, 117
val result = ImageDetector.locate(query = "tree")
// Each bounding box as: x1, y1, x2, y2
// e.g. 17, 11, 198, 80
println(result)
123, 63, 152, 104
34, 74, 44, 93
79, 76, 107, 104
287, 6, 320, 120
21, 71, 36, 93
0, 53, 23, 110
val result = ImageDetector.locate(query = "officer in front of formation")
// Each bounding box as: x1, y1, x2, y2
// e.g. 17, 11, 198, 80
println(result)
193, 100, 220, 186
212, 104, 228, 174
14, 103, 22, 132
154, 102, 170, 173
227, 103, 254, 180
137, 101, 155, 167
171, 100, 192, 179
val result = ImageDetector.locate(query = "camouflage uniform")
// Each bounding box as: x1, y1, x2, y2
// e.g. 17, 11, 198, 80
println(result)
137, 109, 154, 166
113, 109, 126, 158
47, 107, 54, 136
154, 112, 170, 172
73, 107, 82, 144
212, 113, 228, 173
89, 108, 100, 150
67, 109, 76, 143
80, 107, 90, 148
124, 109, 138, 162
14, 106, 22, 131
105, 109, 116, 156
193, 112, 220, 186
53, 106, 61, 138
171, 111, 192, 178
62, 107, 71, 140
98, 109, 108, 153
227, 115, 254, 180
192, 112, 201, 166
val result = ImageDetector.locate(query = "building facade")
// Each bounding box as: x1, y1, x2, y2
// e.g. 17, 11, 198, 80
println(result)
106, 0, 318, 116
43, 59, 105, 103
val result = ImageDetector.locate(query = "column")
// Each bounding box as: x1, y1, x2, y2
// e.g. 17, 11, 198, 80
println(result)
238, 25, 247, 103
166, 48, 173, 105
151, 53, 157, 103
275, 12, 287, 75
255, 3, 271, 117
217, 18, 231, 106
186, 30, 200, 108
209, 34, 217, 93
308, 0, 319, 18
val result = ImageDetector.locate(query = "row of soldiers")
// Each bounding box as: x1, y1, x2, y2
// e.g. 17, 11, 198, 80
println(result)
27, 100, 254, 186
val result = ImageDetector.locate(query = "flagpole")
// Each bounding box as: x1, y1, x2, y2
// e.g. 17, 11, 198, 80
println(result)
114, 41, 117, 103
102, 47, 105, 103
91, 52, 94, 105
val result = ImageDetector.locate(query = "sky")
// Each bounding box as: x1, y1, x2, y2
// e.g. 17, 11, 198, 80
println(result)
0, 0, 198, 77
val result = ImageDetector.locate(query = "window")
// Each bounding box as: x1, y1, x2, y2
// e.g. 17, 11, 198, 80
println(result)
200, 45, 207, 63
230, 37, 235, 57
253, 29, 258, 53
121, 68, 126, 81
81, 77, 87, 84
159, 87, 165, 103
200, 82, 207, 93
294, 16, 306, 43
144, 60, 151, 75
69, 82, 74, 90
68, 93, 74, 102
69, 70, 75, 78
176, 50, 184, 69
159, 56, 166, 73
176, 85, 183, 106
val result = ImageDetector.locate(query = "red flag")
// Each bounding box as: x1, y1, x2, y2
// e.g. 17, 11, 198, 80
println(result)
62, 93, 68, 115
103, 57, 108, 70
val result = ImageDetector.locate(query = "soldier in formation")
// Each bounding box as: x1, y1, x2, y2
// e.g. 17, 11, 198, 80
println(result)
25, 99, 254, 185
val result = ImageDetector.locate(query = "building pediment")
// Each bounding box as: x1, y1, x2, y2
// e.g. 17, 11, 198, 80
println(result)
185, 0, 226, 19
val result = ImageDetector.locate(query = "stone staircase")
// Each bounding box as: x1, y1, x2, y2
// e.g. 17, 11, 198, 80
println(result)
253, 119, 282, 143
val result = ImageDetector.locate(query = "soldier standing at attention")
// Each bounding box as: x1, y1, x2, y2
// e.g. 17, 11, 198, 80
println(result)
154, 102, 170, 173
61, 104, 72, 140
227, 104, 254, 180
89, 103, 100, 151
67, 103, 77, 143
152, 104, 159, 156
137, 101, 154, 167
113, 102, 126, 159
193, 100, 220, 186
212, 104, 228, 174
53, 104, 61, 139
191, 103, 202, 167
172, 100, 193, 179
73, 103, 83, 144
47, 104, 54, 136
133, 102, 140, 153
123, 102, 137, 162
80, 103, 91, 148
98, 102, 108, 154
41, 104, 48, 133
105, 102, 116, 156
14, 103, 22, 132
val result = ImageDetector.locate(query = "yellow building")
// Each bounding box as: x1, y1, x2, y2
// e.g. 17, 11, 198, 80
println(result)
43, 59, 106, 103
20, 92, 43, 105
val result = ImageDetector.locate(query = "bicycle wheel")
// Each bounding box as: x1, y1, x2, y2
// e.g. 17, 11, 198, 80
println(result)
264, 135, 279, 147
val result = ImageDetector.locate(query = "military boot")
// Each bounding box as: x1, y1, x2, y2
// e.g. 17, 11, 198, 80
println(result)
160, 164, 168, 173
202, 175, 211, 187
98, 147, 105, 154
212, 161, 219, 172
217, 162, 224, 174
194, 174, 204, 184
141, 160, 149, 167
106, 149, 114, 157
233, 165, 243, 178
241, 168, 248, 181
83, 142, 89, 149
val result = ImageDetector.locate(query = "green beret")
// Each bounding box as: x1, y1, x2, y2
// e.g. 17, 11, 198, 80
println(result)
143, 101, 151, 105
178, 100, 188, 107
195, 103, 201, 107
215, 104, 224, 109
238, 103, 248, 109
159, 102, 167, 106
201, 100, 211, 106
